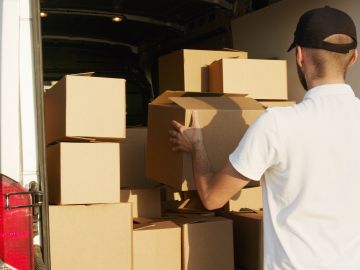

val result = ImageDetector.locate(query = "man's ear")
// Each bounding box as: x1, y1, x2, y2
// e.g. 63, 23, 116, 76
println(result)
348, 49, 358, 68
296, 45, 304, 67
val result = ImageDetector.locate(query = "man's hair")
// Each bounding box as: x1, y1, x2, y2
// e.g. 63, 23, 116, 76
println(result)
306, 34, 355, 79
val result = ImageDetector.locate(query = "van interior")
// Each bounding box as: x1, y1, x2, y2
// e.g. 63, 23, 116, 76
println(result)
40, 0, 281, 126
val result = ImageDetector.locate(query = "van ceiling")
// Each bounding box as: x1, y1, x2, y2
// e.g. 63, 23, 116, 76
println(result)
40, 0, 280, 55
40, 0, 281, 126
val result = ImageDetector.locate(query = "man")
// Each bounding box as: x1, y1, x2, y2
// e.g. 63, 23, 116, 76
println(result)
169, 6, 360, 270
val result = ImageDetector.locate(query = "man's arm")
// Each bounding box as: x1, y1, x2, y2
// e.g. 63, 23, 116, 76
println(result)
169, 111, 251, 210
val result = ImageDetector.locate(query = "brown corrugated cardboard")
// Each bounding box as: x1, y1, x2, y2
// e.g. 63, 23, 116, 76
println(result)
44, 74, 126, 145
159, 49, 248, 93
46, 142, 120, 205
258, 100, 296, 108
49, 203, 132, 270
226, 186, 262, 212
120, 188, 161, 218
168, 186, 262, 212
133, 218, 181, 270
209, 58, 288, 100
120, 127, 158, 188
146, 91, 264, 191
221, 211, 263, 270
168, 215, 234, 270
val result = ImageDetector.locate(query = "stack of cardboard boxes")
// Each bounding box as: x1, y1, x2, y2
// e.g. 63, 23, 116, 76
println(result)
44, 49, 293, 270
153, 49, 295, 270
44, 74, 132, 270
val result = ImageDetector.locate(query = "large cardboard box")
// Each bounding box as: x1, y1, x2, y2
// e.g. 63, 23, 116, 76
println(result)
133, 218, 181, 270
120, 188, 161, 218
169, 215, 234, 270
49, 203, 132, 270
120, 127, 157, 188
158, 49, 248, 93
209, 58, 288, 100
221, 211, 263, 270
146, 91, 264, 190
44, 74, 126, 145
46, 142, 120, 205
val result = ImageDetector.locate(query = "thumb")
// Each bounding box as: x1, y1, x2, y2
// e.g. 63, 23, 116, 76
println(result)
191, 110, 200, 128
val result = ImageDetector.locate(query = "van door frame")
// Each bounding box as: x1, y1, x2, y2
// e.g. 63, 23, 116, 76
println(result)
31, 0, 51, 268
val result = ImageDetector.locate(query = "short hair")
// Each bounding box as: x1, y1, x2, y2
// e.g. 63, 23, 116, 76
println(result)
305, 34, 355, 79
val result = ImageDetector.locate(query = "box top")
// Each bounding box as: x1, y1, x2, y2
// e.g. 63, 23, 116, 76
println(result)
167, 214, 232, 226
214, 58, 287, 64
151, 91, 263, 111
230, 210, 263, 220
133, 218, 179, 231
160, 48, 247, 57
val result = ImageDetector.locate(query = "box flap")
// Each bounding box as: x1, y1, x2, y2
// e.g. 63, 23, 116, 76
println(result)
151, 90, 247, 105
170, 96, 264, 110
134, 220, 179, 231
68, 72, 95, 77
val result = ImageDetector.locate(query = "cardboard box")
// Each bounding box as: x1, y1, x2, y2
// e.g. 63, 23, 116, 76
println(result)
133, 218, 181, 270
120, 127, 157, 188
221, 211, 263, 270
169, 215, 234, 270
49, 203, 132, 270
258, 100, 295, 108
159, 49, 248, 93
146, 91, 264, 190
46, 142, 120, 205
120, 188, 161, 218
209, 58, 288, 100
44, 74, 126, 145
170, 186, 262, 212
225, 186, 262, 212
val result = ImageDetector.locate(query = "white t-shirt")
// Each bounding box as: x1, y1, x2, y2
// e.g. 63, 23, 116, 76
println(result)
229, 84, 360, 270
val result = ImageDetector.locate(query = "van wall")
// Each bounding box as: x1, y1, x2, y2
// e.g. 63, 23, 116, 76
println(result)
231, 0, 360, 102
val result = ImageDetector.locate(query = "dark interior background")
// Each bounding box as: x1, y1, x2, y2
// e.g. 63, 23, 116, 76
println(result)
40, 0, 282, 126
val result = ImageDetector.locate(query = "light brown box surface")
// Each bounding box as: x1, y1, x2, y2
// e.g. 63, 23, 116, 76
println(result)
44, 75, 126, 145
146, 91, 264, 191
209, 58, 288, 100
171, 186, 262, 212
49, 203, 132, 270
221, 211, 263, 270
226, 186, 262, 212
120, 188, 161, 218
120, 127, 157, 188
159, 49, 248, 93
258, 100, 295, 108
133, 218, 181, 270
46, 142, 120, 205
169, 215, 234, 270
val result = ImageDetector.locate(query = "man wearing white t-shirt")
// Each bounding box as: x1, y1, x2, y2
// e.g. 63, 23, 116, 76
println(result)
169, 6, 360, 270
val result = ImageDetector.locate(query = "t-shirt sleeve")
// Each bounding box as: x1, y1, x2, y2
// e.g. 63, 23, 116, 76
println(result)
229, 109, 280, 181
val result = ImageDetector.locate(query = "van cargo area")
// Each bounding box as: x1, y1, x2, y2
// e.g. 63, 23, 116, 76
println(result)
3, 0, 360, 270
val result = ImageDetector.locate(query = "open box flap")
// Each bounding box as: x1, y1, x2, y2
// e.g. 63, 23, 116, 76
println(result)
151, 90, 248, 106
134, 219, 179, 231
170, 96, 265, 110
68, 72, 95, 77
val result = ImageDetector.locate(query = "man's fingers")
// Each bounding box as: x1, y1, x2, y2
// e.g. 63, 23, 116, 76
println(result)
169, 138, 178, 144
169, 130, 178, 138
171, 120, 185, 132
191, 110, 200, 128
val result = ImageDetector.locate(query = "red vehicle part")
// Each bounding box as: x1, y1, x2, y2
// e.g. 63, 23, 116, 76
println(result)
0, 174, 34, 270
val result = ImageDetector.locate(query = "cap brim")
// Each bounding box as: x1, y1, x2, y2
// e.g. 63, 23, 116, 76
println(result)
287, 42, 296, 52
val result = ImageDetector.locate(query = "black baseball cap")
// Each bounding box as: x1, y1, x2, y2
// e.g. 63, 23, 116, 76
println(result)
288, 6, 357, 54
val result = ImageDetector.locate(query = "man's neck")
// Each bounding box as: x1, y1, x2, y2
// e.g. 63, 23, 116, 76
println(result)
307, 77, 346, 90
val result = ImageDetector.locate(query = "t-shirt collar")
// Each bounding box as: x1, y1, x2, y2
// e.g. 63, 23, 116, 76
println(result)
303, 84, 355, 100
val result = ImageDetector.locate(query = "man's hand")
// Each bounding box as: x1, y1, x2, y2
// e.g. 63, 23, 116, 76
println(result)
169, 111, 203, 153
